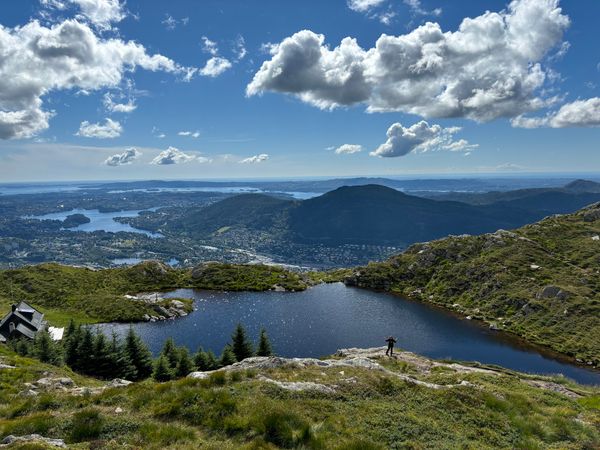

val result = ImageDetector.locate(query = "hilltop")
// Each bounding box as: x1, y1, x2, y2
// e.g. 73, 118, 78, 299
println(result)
0, 344, 598, 449
345, 202, 600, 365
161, 185, 542, 246
157, 183, 600, 249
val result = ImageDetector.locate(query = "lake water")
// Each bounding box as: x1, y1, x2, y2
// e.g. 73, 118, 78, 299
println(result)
27, 208, 163, 237
97, 283, 600, 385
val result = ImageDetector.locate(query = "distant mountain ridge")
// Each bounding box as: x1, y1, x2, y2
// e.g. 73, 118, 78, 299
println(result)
163, 182, 600, 247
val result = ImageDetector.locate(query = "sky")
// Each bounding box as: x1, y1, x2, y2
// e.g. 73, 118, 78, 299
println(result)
0, 0, 599, 182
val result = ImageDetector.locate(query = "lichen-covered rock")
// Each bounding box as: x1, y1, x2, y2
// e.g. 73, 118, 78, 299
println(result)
537, 285, 569, 300
1, 434, 66, 448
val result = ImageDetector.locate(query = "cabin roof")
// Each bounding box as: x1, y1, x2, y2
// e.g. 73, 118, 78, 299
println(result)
0, 301, 45, 341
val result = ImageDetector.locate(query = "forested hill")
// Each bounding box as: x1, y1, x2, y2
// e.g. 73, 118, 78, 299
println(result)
345, 202, 600, 364
162, 184, 600, 247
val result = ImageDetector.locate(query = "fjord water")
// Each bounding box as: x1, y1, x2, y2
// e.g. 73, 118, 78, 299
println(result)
28, 208, 162, 237
99, 283, 600, 385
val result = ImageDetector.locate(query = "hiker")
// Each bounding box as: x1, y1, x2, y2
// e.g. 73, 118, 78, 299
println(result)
385, 336, 397, 356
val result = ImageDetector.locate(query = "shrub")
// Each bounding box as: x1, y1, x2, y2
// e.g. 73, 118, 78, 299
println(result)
69, 408, 105, 442
260, 410, 317, 448
137, 423, 195, 446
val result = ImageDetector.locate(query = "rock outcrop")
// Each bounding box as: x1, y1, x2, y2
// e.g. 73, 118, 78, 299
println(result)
1, 434, 66, 448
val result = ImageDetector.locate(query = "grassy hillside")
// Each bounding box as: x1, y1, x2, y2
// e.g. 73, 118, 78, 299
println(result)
346, 203, 600, 365
1, 345, 599, 449
0, 261, 308, 325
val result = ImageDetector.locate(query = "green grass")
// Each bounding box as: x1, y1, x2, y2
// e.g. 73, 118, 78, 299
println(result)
0, 345, 598, 449
348, 204, 600, 365
0, 261, 308, 325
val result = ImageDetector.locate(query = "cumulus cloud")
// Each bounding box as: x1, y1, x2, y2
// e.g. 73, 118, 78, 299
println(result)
512, 97, 600, 128
239, 153, 269, 164
0, 18, 192, 139
178, 130, 200, 138
41, 0, 126, 30
370, 121, 477, 158
200, 57, 232, 77
104, 147, 141, 166
103, 93, 136, 113
334, 144, 363, 154
247, 0, 570, 122
76, 118, 122, 138
150, 146, 196, 165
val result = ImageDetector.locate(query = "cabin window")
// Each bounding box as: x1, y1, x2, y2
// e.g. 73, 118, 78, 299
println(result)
8, 322, 15, 334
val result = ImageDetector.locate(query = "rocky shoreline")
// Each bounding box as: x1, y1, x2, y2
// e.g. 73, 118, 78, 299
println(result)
123, 292, 194, 322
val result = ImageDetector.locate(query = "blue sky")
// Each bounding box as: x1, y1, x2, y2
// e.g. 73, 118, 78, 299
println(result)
0, 0, 599, 181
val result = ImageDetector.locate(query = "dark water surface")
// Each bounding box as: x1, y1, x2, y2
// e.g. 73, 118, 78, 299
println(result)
97, 283, 600, 385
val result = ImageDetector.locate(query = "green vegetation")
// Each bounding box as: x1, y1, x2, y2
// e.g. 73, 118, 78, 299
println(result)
0, 261, 308, 325
1, 343, 599, 449
190, 262, 308, 292
347, 203, 600, 365
10, 322, 273, 387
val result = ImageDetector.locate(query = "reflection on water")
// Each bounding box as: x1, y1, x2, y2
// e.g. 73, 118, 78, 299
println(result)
97, 283, 600, 385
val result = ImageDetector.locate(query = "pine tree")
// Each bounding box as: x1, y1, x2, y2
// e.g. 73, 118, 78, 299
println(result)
231, 323, 254, 362
256, 328, 273, 356
64, 322, 82, 368
153, 355, 174, 382
92, 332, 113, 379
219, 344, 237, 367
193, 347, 210, 371
108, 332, 136, 380
206, 350, 218, 370
64, 319, 77, 341
76, 327, 95, 374
124, 328, 154, 381
15, 338, 32, 357
175, 347, 193, 378
34, 330, 61, 365
161, 337, 179, 369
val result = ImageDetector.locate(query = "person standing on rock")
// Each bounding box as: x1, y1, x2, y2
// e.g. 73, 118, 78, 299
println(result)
385, 336, 397, 357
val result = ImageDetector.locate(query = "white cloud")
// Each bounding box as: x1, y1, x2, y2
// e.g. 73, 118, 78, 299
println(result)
370, 121, 477, 158
178, 130, 200, 138
200, 57, 232, 77
239, 153, 269, 164
103, 93, 136, 113
76, 118, 122, 138
512, 97, 600, 128
196, 156, 212, 164
201, 36, 219, 55
0, 18, 192, 139
151, 126, 166, 138
334, 144, 363, 154
150, 146, 196, 165
234, 35, 247, 60
347, 0, 386, 13
104, 147, 141, 166
41, 0, 126, 30
247, 0, 570, 122
162, 14, 177, 30
403, 0, 442, 17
